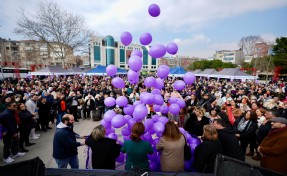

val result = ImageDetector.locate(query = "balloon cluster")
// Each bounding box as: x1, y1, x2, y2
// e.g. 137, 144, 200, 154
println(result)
103, 2, 199, 172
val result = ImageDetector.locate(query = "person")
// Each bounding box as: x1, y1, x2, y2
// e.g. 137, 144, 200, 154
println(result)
18, 103, 35, 152
66, 92, 79, 122
234, 110, 258, 156
25, 94, 40, 139
37, 97, 50, 131
53, 114, 85, 169
213, 119, 245, 161
83, 95, 95, 119
156, 121, 185, 172
121, 122, 153, 171
56, 94, 67, 125
85, 125, 121, 169
259, 117, 287, 174
1, 102, 26, 164
193, 124, 223, 173
185, 107, 210, 137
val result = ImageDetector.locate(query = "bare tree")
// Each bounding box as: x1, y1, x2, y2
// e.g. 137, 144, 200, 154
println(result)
238, 35, 264, 56
14, 1, 91, 67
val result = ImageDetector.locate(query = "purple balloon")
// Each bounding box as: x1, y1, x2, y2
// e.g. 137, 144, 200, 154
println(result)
176, 99, 186, 108
116, 96, 128, 107
144, 77, 157, 88
106, 65, 117, 77
154, 94, 164, 105
123, 135, 130, 141
157, 116, 168, 124
156, 131, 162, 137
123, 104, 134, 115
104, 97, 116, 107
112, 77, 125, 89
121, 31, 132, 46
153, 104, 161, 112
155, 78, 164, 89
140, 32, 152, 45
148, 126, 156, 134
103, 110, 116, 122
152, 114, 160, 122
154, 122, 165, 133
111, 114, 126, 128
121, 126, 131, 136
148, 151, 157, 161
105, 127, 115, 135
107, 133, 118, 140
127, 70, 140, 84
157, 65, 170, 78
166, 42, 178, 55
124, 115, 132, 123
179, 127, 186, 135
160, 105, 169, 114
116, 153, 125, 163
128, 55, 143, 72
141, 93, 155, 105
173, 80, 186, 91
169, 103, 180, 115
148, 4, 160, 17
144, 119, 154, 132
128, 118, 136, 130
151, 89, 161, 95
133, 104, 148, 121
140, 92, 148, 101
149, 44, 166, 58
133, 101, 142, 108
149, 161, 158, 171
101, 119, 111, 129
153, 137, 160, 145
169, 97, 178, 104
184, 72, 196, 85
131, 50, 142, 58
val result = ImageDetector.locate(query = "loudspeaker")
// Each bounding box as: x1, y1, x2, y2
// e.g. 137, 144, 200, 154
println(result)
214, 154, 285, 176
0, 157, 45, 176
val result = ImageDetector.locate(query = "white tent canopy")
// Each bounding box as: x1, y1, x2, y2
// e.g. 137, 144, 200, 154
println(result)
28, 66, 71, 75
210, 68, 258, 80
196, 69, 218, 77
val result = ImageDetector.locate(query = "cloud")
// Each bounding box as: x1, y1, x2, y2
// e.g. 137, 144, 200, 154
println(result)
260, 33, 277, 44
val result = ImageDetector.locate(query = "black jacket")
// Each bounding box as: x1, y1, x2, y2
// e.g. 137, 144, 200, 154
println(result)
233, 117, 258, 142
185, 114, 210, 136
66, 96, 79, 109
217, 127, 245, 161
0, 109, 18, 135
18, 110, 34, 129
256, 121, 272, 145
193, 139, 223, 173
85, 136, 121, 170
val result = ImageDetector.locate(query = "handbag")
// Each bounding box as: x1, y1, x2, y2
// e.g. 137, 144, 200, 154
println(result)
183, 134, 192, 160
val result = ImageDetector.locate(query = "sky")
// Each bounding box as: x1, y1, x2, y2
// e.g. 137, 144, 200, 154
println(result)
1, 0, 287, 58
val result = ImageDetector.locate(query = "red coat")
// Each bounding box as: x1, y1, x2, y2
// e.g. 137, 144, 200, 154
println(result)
260, 127, 287, 174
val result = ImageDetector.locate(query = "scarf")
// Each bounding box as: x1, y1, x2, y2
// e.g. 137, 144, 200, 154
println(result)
237, 117, 250, 132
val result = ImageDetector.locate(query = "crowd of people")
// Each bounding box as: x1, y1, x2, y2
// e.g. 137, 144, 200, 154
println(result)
0, 75, 287, 174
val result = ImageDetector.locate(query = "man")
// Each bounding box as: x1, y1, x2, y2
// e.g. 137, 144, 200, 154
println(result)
258, 117, 287, 174
1, 102, 26, 164
66, 92, 79, 122
25, 94, 40, 139
53, 114, 84, 168
213, 119, 245, 161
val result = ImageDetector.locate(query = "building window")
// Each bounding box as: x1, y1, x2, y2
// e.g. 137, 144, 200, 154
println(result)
120, 49, 125, 63
94, 46, 101, 62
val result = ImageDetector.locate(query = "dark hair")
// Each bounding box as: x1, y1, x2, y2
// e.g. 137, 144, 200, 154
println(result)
162, 121, 182, 141
246, 110, 258, 121
5, 101, 15, 108
214, 118, 228, 127
130, 122, 145, 141
266, 108, 279, 117
61, 114, 71, 123
17, 103, 25, 111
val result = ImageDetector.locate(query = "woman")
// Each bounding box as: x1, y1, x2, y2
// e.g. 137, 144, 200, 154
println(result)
18, 103, 35, 152
193, 124, 223, 173
186, 94, 198, 114
37, 97, 50, 131
185, 107, 210, 137
178, 107, 190, 128
234, 110, 258, 156
85, 125, 121, 169
83, 95, 95, 119
255, 108, 266, 127
121, 122, 153, 171
156, 121, 185, 172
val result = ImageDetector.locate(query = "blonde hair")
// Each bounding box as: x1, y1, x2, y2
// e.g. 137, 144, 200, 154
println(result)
91, 125, 106, 141
194, 106, 206, 116
202, 124, 218, 141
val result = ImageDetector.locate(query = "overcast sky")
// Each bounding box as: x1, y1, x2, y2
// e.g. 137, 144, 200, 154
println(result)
1, 0, 287, 58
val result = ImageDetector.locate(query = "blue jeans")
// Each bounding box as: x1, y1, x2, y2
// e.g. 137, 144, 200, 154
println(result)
55, 155, 79, 169
56, 112, 66, 125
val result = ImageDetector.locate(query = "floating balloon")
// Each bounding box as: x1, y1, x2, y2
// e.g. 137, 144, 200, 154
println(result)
104, 97, 116, 107
141, 93, 155, 105
160, 105, 169, 114
157, 116, 168, 124
149, 161, 158, 171
111, 114, 126, 128
144, 119, 154, 132
107, 133, 118, 140
153, 104, 161, 112
166, 42, 178, 55
123, 135, 130, 141
133, 104, 148, 121
169, 103, 180, 115
179, 127, 186, 135
157, 65, 169, 78
112, 77, 125, 89
140, 92, 148, 101
144, 77, 157, 88
128, 55, 142, 72
116, 96, 128, 107
103, 110, 116, 122
101, 119, 111, 129
151, 89, 161, 95
131, 50, 143, 58
154, 94, 164, 105
121, 126, 131, 136
184, 72, 196, 85
152, 114, 160, 123
155, 78, 164, 89
140, 32, 152, 45
176, 99, 186, 108
128, 118, 136, 130
173, 80, 186, 91
127, 69, 140, 84
106, 65, 117, 77
149, 44, 166, 58
121, 31, 132, 46
148, 4, 160, 17
123, 104, 134, 115
154, 122, 165, 133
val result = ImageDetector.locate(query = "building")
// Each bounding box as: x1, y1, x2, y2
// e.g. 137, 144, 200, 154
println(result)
90, 35, 158, 72
158, 56, 200, 70
244, 55, 253, 63
253, 42, 271, 58
213, 49, 244, 65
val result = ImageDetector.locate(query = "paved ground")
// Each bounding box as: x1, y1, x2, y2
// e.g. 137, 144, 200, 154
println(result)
0, 118, 260, 169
